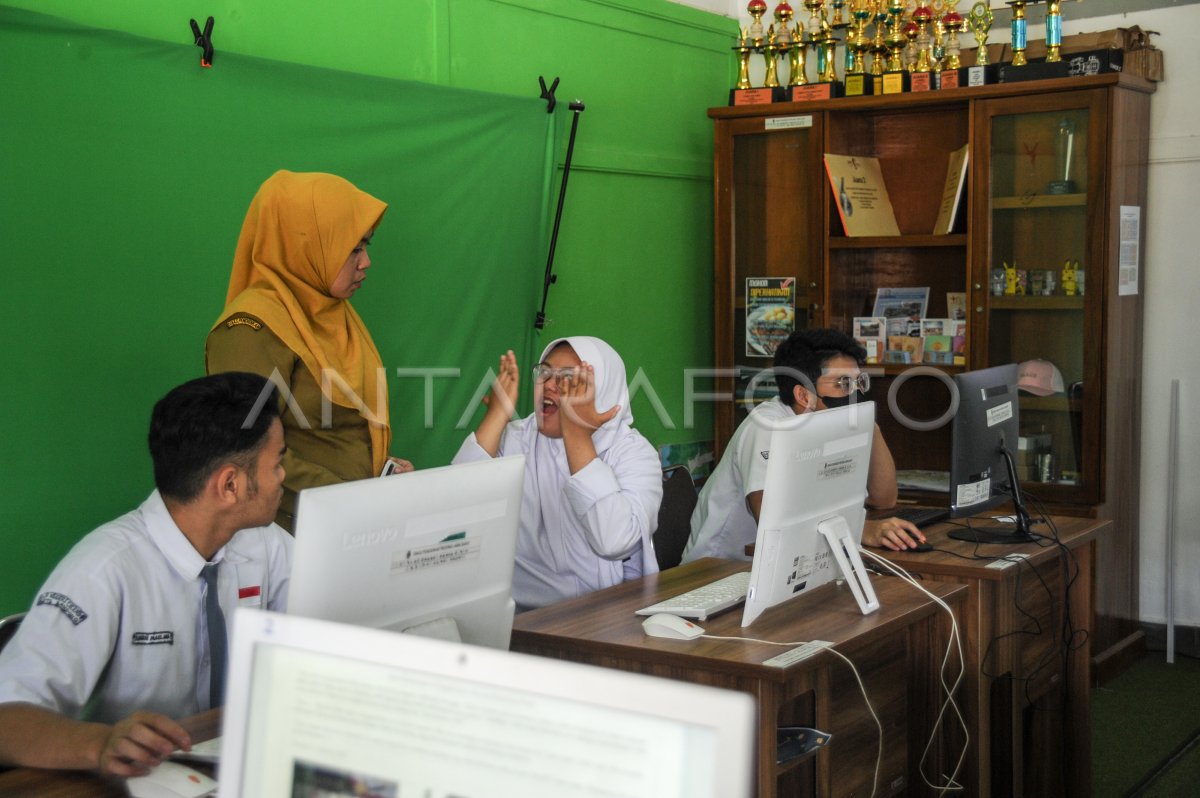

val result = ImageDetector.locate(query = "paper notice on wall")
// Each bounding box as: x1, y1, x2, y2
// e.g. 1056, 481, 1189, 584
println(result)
1118, 205, 1141, 296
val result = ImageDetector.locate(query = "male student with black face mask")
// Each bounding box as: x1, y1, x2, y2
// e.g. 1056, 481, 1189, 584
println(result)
681, 328, 924, 562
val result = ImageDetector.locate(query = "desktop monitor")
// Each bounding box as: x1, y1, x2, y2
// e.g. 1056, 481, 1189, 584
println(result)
742, 402, 880, 627
218, 608, 756, 798
288, 455, 525, 650
948, 363, 1037, 543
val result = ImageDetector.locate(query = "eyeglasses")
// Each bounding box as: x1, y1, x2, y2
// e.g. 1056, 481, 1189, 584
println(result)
532, 365, 578, 383
825, 373, 871, 395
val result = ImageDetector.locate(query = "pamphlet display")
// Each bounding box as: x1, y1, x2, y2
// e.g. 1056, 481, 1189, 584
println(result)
745, 277, 796, 357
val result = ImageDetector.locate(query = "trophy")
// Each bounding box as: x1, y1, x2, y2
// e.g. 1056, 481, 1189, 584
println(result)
961, 1, 997, 85
870, 0, 890, 77
788, 22, 811, 89
939, 5, 965, 88
1009, 0, 1028, 67
730, 1, 785, 105
1045, 0, 1064, 62
844, 0, 876, 95
880, 0, 910, 94
749, 0, 768, 44
909, 2, 935, 91
1049, 117, 1078, 194
734, 28, 753, 90
804, 0, 824, 31
763, 25, 783, 89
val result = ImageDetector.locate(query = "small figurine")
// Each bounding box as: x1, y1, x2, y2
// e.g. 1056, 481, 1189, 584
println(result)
1062, 259, 1078, 296
1004, 261, 1018, 295
1015, 269, 1028, 296
990, 268, 1006, 296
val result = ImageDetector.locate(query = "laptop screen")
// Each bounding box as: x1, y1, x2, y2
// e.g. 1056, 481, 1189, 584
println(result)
218, 608, 755, 798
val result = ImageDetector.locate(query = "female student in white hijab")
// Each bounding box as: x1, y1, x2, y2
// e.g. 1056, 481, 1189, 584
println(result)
453, 336, 663, 610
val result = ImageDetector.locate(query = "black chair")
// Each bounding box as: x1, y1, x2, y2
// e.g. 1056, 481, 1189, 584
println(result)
0, 611, 25, 654
653, 465, 699, 571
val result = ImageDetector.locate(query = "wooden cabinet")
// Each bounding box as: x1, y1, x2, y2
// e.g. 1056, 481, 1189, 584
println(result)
708, 73, 1154, 680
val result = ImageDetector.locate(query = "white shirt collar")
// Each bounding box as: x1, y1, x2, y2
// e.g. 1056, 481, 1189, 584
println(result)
141, 490, 238, 580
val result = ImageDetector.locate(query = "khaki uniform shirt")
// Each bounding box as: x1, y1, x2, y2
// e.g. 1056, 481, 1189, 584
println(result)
206, 314, 374, 531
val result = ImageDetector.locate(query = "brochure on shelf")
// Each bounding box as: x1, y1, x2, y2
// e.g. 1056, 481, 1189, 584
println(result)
872, 287, 929, 324
933, 144, 969, 235
823, 154, 900, 237
745, 277, 796, 358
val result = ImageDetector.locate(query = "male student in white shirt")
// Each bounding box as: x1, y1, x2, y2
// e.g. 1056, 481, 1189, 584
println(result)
0, 372, 292, 776
683, 328, 925, 562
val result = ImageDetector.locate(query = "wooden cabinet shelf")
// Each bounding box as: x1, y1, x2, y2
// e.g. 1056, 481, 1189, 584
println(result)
992, 193, 1087, 209
989, 295, 1085, 310
828, 234, 967, 249
709, 72, 1153, 685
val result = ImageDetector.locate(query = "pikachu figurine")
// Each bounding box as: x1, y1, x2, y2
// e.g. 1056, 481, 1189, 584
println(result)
1062, 259, 1078, 296
1003, 261, 1019, 296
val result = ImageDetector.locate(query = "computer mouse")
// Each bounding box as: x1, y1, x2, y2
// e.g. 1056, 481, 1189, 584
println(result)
911, 542, 934, 553
126, 760, 217, 798
641, 613, 705, 640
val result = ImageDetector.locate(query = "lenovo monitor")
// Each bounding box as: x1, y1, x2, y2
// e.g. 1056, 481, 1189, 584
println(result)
288, 455, 525, 650
742, 401, 880, 626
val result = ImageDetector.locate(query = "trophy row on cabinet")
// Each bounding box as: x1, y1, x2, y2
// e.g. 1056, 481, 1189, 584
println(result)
731, 1, 1067, 104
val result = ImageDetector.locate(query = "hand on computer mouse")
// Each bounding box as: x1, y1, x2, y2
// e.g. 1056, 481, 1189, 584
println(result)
863, 518, 925, 551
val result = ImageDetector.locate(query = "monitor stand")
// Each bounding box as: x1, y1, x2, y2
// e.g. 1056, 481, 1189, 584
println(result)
949, 444, 1038, 544
818, 517, 880, 615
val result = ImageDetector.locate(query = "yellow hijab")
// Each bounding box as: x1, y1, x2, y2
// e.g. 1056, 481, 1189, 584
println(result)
209, 170, 390, 471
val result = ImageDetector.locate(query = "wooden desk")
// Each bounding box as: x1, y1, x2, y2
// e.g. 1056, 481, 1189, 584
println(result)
881, 515, 1103, 798
511, 558, 966, 798
0, 709, 220, 797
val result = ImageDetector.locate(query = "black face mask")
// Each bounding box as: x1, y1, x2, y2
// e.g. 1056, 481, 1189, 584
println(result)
820, 391, 868, 409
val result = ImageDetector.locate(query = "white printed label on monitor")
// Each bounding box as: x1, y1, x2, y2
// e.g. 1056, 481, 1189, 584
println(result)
390, 535, 480, 575
956, 478, 990, 507
986, 401, 1013, 428
817, 456, 857, 480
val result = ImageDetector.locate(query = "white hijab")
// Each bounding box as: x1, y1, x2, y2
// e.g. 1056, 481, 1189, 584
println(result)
509, 336, 653, 606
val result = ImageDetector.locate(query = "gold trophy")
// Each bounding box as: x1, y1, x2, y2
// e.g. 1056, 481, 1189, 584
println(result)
880, 0, 910, 93
939, 4, 965, 88
763, 25, 783, 88
909, 2, 935, 91
1009, 0, 1028, 67
844, 0, 875, 95
788, 21, 812, 93
870, 0, 890, 77
730, 1, 783, 105
964, 1, 996, 85
735, 27, 753, 90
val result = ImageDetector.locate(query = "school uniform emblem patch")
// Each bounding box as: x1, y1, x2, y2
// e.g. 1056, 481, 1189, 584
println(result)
36, 591, 88, 625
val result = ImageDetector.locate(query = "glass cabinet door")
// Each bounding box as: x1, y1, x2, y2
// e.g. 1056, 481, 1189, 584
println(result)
976, 90, 1106, 506
713, 114, 824, 452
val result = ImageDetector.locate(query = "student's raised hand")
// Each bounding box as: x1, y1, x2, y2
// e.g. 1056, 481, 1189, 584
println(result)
482, 349, 520, 419
557, 362, 619, 434
862, 517, 925, 551
97, 710, 190, 777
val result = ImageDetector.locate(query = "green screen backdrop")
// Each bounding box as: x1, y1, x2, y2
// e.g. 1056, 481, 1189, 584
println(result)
0, 7, 555, 613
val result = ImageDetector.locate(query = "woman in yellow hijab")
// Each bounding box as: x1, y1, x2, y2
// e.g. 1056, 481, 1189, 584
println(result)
206, 170, 411, 531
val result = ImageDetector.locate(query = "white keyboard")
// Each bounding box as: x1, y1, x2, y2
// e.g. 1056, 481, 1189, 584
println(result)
635, 571, 751, 621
